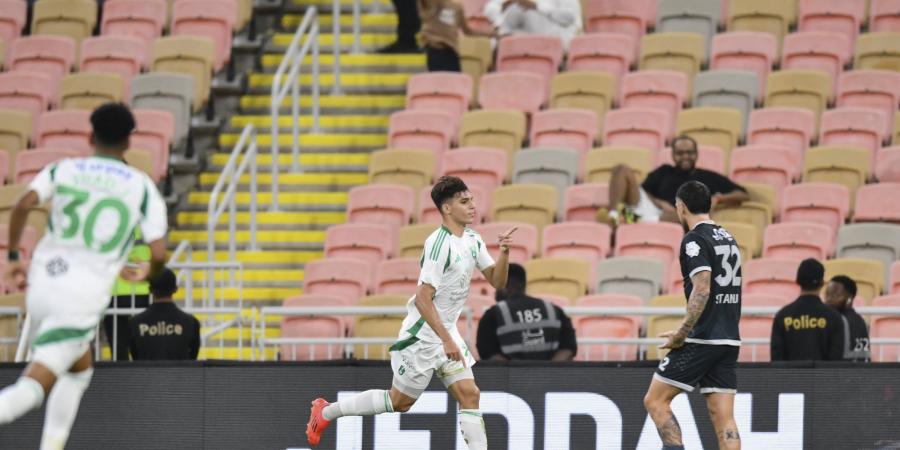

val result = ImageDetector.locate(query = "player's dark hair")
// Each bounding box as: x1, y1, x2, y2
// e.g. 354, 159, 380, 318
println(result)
796, 258, 825, 291
675, 180, 711, 214
671, 135, 698, 151
149, 267, 178, 298
830, 275, 857, 299
90, 103, 135, 150
505, 263, 527, 294
431, 176, 469, 211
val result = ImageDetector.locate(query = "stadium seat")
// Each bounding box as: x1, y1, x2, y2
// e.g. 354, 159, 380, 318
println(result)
440, 147, 507, 191
458, 36, 493, 102
619, 70, 689, 138
657, 144, 726, 174
781, 31, 851, 87
584, 146, 653, 183
583, 0, 655, 43
710, 32, 778, 94
530, 109, 598, 162
854, 32, 900, 71
80, 36, 147, 98
595, 256, 666, 301
418, 184, 489, 225
388, 109, 455, 158
406, 72, 473, 119
279, 294, 349, 361
566, 33, 635, 84
7, 35, 75, 87
876, 146, 900, 183
123, 148, 154, 179
871, 0, 900, 32
574, 294, 643, 361
513, 148, 579, 207
131, 109, 174, 181
478, 71, 545, 113
542, 222, 612, 264
496, 34, 564, 92
473, 222, 538, 264
347, 184, 414, 234
824, 258, 885, 305
743, 257, 801, 298
31, 0, 97, 45
819, 108, 888, 167
353, 294, 408, 360
780, 183, 850, 236
462, 0, 492, 32
657, 0, 721, 51
323, 223, 394, 265
836, 223, 900, 287
747, 107, 816, 155
0, 151, 7, 185
0, 223, 37, 262
837, 70, 900, 134
457, 294, 494, 349
151, 36, 215, 111
871, 295, 900, 361
368, 148, 435, 195
491, 184, 558, 232
802, 146, 871, 203
727, 0, 794, 44
0, 184, 48, 234
373, 258, 419, 296
765, 70, 833, 124
101, 0, 166, 49
14, 148, 78, 183
639, 32, 706, 83
676, 107, 743, 157
0, 108, 31, 166
692, 70, 760, 131
130, 73, 194, 147
524, 257, 591, 301
171, 0, 236, 71
550, 72, 616, 139
459, 109, 527, 167
35, 109, 90, 154
614, 222, 683, 267
58, 73, 124, 111
647, 294, 687, 359
729, 144, 798, 191
563, 183, 609, 222
0, 70, 55, 119
738, 314, 774, 362
711, 183, 775, 241
892, 261, 900, 294
602, 108, 668, 152
762, 222, 834, 260
0, 0, 27, 43
396, 223, 438, 259
716, 220, 760, 259
798, 0, 865, 44
854, 183, 900, 223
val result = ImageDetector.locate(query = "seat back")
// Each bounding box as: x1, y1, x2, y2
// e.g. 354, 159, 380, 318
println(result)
584, 146, 653, 183
14, 148, 78, 183
101, 0, 166, 46
782, 31, 850, 85
347, 184, 415, 234
738, 316, 774, 361
458, 36, 493, 101
0, 70, 54, 119
595, 256, 666, 301
692, 69, 759, 131
820, 107, 888, 163
853, 183, 900, 223
406, 72, 473, 118
798, 0, 865, 44
524, 257, 591, 301
837, 70, 900, 134
280, 294, 349, 361
710, 31, 777, 94
0, 109, 31, 181
0, 0, 27, 43
855, 32, 900, 72
530, 108, 598, 162
824, 258, 885, 305
396, 223, 438, 259
459, 109, 527, 167
171, 0, 236, 70
58, 73, 124, 111
303, 257, 372, 302
80, 35, 147, 98
151, 36, 215, 109
491, 184, 558, 232
8, 35, 75, 86
441, 147, 507, 191
780, 182, 849, 236
368, 148, 435, 195
542, 222, 611, 263
584, 0, 655, 42
614, 222, 684, 264
496, 34, 563, 93
657, 0, 721, 51
563, 183, 609, 222
131, 108, 174, 181
472, 222, 538, 264
729, 144, 797, 191
716, 221, 759, 259
762, 222, 833, 260
727, 0, 794, 43
123, 148, 155, 179
354, 294, 408, 360
388, 109, 455, 157
549, 72, 616, 137
374, 257, 420, 295
802, 146, 871, 202
323, 223, 394, 265
130, 73, 194, 145
574, 295, 642, 361
765, 70, 834, 122
647, 294, 687, 359
836, 223, 900, 287
639, 32, 706, 82
478, 71, 545, 113
620, 70, 689, 138
676, 107, 744, 155
603, 107, 668, 153
513, 148, 579, 207
32, 0, 97, 45
567, 33, 635, 83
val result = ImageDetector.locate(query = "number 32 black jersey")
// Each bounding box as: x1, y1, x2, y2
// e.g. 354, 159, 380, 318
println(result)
679, 221, 742, 345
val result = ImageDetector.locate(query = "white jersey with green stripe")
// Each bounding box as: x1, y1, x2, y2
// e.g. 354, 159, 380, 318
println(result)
396, 225, 495, 346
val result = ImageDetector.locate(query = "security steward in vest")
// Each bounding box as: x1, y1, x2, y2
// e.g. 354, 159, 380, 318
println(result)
476, 263, 577, 361
129, 267, 201, 360
105, 229, 151, 361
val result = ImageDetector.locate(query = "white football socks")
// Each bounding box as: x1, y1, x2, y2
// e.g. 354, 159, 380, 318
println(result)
40, 368, 93, 450
322, 389, 393, 421
0, 376, 45, 424
459, 409, 487, 450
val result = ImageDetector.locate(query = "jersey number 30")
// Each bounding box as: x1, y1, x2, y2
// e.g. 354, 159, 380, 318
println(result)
58, 185, 131, 253
713, 245, 742, 287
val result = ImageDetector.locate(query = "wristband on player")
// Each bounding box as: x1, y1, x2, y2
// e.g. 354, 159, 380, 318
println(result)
7, 250, 19, 262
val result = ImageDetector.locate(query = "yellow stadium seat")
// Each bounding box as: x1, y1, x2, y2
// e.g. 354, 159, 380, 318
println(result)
0, 293, 24, 362
396, 223, 437, 258
152, 36, 215, 111
741, 181, 779, 217
32, 0, 97, 45
492, 184, 558, 233
353, 294, 408, 360
124, 149, 155, 179
765, 70, 833, 124
550, 71, 616, 140
855, 32, 900, 71
677, 107, 744, 157
459, 109, 527, 172
58, 73, 124, 111
0, 109, 31, 182
459, 36, 493, 105
646, 294, 686, 360
235, 0, 252, 31
727, 0, 794, 47
640, 33, 706, 85
802, 146, 871, 207
824, 258, 885, 305
584, 146, 653, 183
0, 184, 48, 236
717, 221, 759, 259
368, 148, 436, 196
524, 257, 591, 301
895, 113, 900, 145
712, 201, 773, 247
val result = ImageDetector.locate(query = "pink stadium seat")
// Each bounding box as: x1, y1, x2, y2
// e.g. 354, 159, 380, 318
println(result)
457, 294, 494, 347
710, 32, 777, 94
614, 222, 683, 264
729, 144, 799, 191
478, 71, 546, 113
80, 35, 147, 98
280, 294, 350, 361
781, 31, 850, 86
583, 0, 655, 45
419, 184, 489, 225
871, 295, 900, 361
853, 183, 900, 223
876, 146, 900, 183
302, 258, 372, 302
871, 0, 900, 32
324, 223, 394, 264
542, 222, 611, 262
7, 35, 76, 87
0, 71, 55, 118
798, 0, 865, 44
0, 0, 27, 43
619, 71, 688, 138
602, 107, 668, 153
172, 0, 236, 70
666, 257, 683, 294
575, 294, 643, 361
566, 33, 636, 83
739, 317, 773, 362
780, 182, 850, 236
563, 183, 609, 222
374, 257, 420, 295
819, 107, 888, 168
743, 257, 802, 299
440, 147, 507, 192
891, 261, 900, 294
14, 148, 79, 183
470, 269, 496, 298
747, 107, 816, 154
36, 109, 92, 153
131, 109, 175, 181
101, 0, 166, 48
837, 70, 900, 134
347, 184, 415, 233
657, 145, 725, 174
462, 0, 492, 32
762, 222, 834, 260
530, 108, 598, 163
406, 72, 472, 119
0, 223, 37, 263
496, 35, 564, 91
473, 222, 538, 264
388, 109, 456, 158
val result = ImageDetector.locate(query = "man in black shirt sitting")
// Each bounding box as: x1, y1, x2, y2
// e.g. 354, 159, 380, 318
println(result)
129, 268, 201, 360
476, 263, 577, 361
599, 135, 749, 226
824, 275, 870, 362
771, 259, 844, 361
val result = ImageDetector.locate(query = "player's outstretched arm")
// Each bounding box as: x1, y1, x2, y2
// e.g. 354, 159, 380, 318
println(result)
3, 191, 39, 291
414, 283, 465, 363
660, 271, 711, 350
483, 227, 517, 289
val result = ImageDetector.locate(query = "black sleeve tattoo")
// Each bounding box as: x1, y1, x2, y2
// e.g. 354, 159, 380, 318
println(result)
680, 271, 711, 335
657, 414, 683, 446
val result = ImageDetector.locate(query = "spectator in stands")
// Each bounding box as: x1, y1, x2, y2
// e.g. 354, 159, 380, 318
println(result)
483, 0, 582, 48
418, 0, 497, 71
771, 259, 844, 361
598, 136, 749, 226
476, 263, 577, 360
105, 229, 151, 361
825, 275, 870, 362
129, 268, 201, 360
379, 0, 421, 53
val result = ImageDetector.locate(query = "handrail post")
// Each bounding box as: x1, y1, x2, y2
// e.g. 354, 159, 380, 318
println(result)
331, 0, 342, 95
249, 130, 258, 251
312, 22, 321, 133
291, 60, 301, 173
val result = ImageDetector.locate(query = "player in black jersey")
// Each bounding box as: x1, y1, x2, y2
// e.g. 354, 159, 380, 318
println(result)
643, 181, 742, 450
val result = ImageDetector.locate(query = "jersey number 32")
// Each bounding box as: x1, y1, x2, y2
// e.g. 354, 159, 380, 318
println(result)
713, 245, 742, 287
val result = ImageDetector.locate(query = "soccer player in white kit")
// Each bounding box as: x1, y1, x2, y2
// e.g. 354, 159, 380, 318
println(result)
306, 176, 516, 449
1, 103, 168, 449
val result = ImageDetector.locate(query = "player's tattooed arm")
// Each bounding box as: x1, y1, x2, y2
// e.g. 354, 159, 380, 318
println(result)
678, 271, 712, 340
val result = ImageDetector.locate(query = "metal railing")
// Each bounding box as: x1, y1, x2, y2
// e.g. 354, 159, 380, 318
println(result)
270, 7, 321, 210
